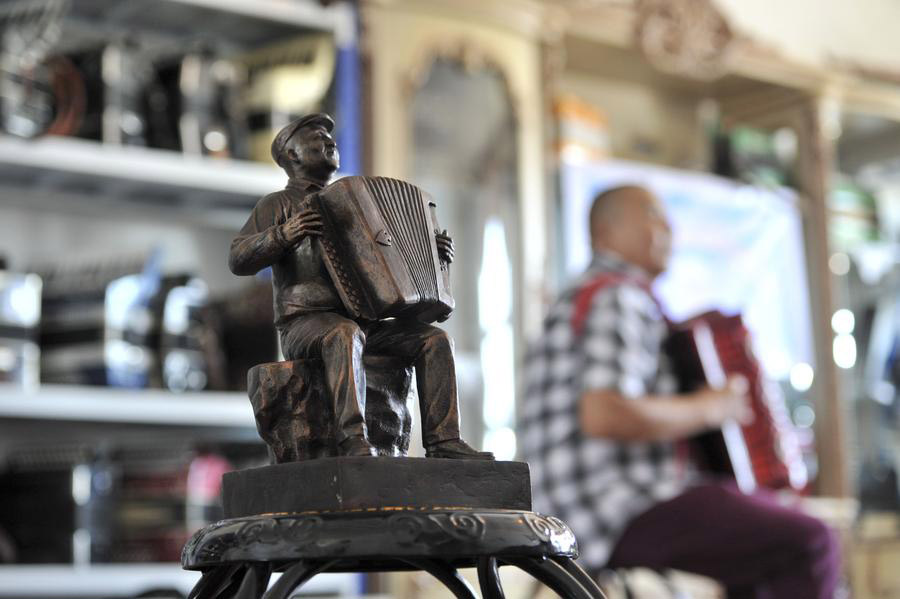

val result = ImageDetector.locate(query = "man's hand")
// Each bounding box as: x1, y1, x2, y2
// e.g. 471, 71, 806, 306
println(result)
280, 208, 323, 246
692, 375, 754, 428
435, 229, 454, 264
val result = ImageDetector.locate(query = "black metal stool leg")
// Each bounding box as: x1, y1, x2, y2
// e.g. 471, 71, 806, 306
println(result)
552, 557, 606, 597
189, 565, 243, 599
477, 556, 506, 599
505, 556, 606, 599
400, 558, 479, 599
262, 560, 335, 599
234, 563, 272, 599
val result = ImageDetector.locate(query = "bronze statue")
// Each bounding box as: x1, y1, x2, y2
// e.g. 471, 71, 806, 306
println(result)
182, 113, 605, 599
229, 113, 492, 461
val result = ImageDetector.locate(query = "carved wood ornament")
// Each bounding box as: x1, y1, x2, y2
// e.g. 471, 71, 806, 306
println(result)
635, 0, 735, 81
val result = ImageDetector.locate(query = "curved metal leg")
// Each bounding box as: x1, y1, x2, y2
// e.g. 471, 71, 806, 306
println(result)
234, 563, 272, 599
552, 557, 606, 597
504, 556, 607, 599
262, 560, 335, 599
220, 571, 251, 599
188, 565, 243, 599
400, 558, 478, 599
477, 556, 506, 599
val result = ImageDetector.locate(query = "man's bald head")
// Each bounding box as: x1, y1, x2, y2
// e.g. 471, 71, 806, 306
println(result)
587, 184, 672, 278
589, 185, 649, 243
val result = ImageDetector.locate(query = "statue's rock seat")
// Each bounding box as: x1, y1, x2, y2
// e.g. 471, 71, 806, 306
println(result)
248, 355, 413, 462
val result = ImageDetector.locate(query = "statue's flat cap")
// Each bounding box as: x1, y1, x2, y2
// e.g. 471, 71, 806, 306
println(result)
271, 113, 335, 163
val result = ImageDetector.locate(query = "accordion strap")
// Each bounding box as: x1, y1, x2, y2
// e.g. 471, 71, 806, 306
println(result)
570, 273, 658, 337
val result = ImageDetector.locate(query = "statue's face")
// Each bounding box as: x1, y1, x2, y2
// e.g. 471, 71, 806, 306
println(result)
289, 124, 340, 175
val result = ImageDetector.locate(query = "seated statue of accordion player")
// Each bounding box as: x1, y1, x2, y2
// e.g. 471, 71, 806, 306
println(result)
228, 113, 493, 461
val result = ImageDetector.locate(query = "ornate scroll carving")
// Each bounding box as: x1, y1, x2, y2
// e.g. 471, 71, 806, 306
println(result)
183, 510, 578, 570
635, 0, 735, 80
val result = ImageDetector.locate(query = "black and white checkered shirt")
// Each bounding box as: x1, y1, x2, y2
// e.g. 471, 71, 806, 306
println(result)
519, 251, 690, 570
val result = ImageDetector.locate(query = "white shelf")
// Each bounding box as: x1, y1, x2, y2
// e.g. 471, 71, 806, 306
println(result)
167, 0, 352, 34
64, 0, 354, 48
0, 135, 285, 199
0, 135, 357, 230
0, 563, 361, 597
0, 384, 253, 427
56, 0, 354, 57
0, 135, 285, 230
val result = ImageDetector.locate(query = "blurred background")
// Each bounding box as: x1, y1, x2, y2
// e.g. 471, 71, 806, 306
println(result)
0, 0, 898, 596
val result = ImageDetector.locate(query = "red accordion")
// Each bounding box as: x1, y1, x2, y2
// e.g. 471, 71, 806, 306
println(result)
666, 311, 808, 492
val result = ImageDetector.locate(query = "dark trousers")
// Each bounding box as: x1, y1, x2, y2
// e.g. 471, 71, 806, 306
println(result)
607, 482, 842, 599
280, 312, 460, 446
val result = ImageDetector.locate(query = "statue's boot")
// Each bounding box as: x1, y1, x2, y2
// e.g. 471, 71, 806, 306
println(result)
425, 438, 495, 460
339, 435, 378, 457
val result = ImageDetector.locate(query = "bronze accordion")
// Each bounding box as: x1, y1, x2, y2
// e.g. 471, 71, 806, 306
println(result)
310, 176, 454, 323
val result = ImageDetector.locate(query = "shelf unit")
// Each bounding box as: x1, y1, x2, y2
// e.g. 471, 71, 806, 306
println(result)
0, 0, 359, 229
0, 1, 361, 597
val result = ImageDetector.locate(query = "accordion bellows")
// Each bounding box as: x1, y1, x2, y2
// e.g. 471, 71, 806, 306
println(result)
311, 176, 454, 323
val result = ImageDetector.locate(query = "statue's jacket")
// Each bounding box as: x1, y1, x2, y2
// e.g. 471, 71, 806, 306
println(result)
228, 176, 344, 328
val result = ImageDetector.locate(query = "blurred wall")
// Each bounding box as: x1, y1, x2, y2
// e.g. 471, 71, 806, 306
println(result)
555, 66, 705, 169
716, 0, 900, 73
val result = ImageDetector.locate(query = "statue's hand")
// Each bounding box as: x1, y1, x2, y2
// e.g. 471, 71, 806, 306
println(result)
280, 208, 323, 245
435, 230, 454, 264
